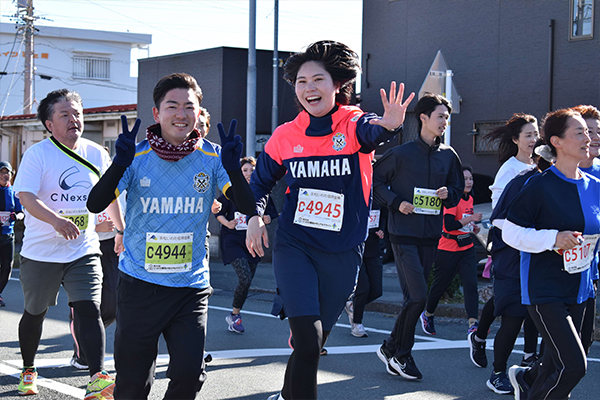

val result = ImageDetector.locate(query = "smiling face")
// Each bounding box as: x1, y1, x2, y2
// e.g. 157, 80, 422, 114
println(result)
513, 122, 539, 159
294, 61, 339, 118
152, 88, 200, 146
241, 162, 255, 183
552, 115, 590, 163
45, 99, 84, 149
463, 169, 474, 194
420, 105, 450, 138
584, 118, 600, 158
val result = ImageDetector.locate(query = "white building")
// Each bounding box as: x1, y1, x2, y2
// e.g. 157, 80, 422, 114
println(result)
0, 22, 151, 117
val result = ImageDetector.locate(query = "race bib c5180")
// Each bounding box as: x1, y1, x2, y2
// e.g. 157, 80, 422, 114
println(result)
145, 232, 193, 273
294, 188, 344, 232
562, 234, 600, 274
413, 187, 442, 215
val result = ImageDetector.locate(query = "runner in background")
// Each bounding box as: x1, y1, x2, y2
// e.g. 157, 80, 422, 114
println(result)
571, 104, 600, 355
420, 164, 481, 337
505, 108, 596, 400
242, 40, 414, 400
0, 161, 23, 307
216, 156, 278, 333
345, 200, 386, 338
474, 114, 541, 372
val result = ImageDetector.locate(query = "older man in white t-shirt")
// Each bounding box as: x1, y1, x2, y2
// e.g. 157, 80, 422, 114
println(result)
13, 89, 124, 399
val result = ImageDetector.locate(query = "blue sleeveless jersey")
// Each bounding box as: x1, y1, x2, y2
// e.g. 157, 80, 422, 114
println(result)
116, 138, 230, 288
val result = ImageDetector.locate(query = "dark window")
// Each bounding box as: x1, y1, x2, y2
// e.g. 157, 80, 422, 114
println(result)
570, 0, 594, 41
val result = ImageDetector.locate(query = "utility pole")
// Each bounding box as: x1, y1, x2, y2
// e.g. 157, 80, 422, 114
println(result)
246, 0, 257, 157
271, 0, 279, 133
21, 0, 35, 115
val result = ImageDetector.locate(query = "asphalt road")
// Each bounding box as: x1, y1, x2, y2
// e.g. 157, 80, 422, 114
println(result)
1, 270, 599, 400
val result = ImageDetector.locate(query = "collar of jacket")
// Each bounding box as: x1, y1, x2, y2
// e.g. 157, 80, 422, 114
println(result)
415, 134, 441, 150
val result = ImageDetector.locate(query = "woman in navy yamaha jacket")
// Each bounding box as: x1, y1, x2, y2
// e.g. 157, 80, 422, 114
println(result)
503, 109, 597, 400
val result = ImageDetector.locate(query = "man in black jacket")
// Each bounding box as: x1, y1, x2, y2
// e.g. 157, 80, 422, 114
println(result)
373, 93, 464, 380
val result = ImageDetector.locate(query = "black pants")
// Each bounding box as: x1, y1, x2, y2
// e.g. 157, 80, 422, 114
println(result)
525, 302, 587, 400
426, 247, 478, 319
0, 237, 14, 295
230, 257, 258, 310
492, 314, 525, 372
384, 243, 435, 359
352, 255, 383, 323
114, 273, 212, 400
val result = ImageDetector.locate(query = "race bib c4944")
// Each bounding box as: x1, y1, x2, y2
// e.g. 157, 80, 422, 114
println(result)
294, 188, 344, 232
413, 188, 442, 215
145, 232, 193, 273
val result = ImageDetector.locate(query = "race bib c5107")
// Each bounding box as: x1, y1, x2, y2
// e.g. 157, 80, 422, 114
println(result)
145, 232, 193, 273
294, 188, 344, 232
413, 187, 442, 215
562, 234, 600, 274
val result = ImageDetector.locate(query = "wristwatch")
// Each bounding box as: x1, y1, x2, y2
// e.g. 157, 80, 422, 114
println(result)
114, 227, 125, 235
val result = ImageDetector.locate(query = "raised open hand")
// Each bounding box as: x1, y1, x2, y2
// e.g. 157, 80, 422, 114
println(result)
218, 119, 243, 171
369, 82, 415, 131
113, 115, 141, 167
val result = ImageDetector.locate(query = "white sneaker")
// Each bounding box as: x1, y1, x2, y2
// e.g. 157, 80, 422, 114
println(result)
351, 323, 368, 337
345, 300, 354, 324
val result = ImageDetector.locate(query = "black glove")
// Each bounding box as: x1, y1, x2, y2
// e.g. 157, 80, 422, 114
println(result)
218, 119, 243, 171
113, 115, 141, 167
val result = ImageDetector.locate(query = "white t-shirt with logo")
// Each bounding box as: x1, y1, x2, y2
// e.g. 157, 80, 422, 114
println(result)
13, 138, 110, 262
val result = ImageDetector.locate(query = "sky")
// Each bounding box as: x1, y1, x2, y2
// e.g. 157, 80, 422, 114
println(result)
1, 0, 363, 74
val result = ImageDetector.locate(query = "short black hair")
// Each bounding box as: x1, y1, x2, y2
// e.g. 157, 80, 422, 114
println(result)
283, 40, 360, 105
153, 73, 203, 109
414, 93, 452, 133
37, 89, 82, 132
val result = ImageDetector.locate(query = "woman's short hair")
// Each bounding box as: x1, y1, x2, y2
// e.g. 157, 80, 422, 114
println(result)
283, 40, 360, 105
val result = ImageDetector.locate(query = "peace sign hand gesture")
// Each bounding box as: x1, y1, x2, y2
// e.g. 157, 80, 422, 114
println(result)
368, 82, 415, 131
113, 115, 141, 167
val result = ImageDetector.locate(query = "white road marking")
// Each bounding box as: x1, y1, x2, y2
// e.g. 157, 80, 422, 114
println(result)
2, 301, 598, 399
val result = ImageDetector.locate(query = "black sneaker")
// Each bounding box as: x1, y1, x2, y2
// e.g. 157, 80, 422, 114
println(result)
486, 370, 514, 394
390, 355, 422, 380
509, 365, 530, 400
0, 295, 5, 307
376, 344, 399, 376
468, 331, 488, 368
520, 353, 539, 368
70, 354, 88, 370
420, 311, 436, 335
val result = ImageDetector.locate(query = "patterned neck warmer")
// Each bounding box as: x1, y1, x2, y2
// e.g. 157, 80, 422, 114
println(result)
146, 124, 200, 162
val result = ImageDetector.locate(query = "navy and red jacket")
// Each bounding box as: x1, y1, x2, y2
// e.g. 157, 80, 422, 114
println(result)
250, 104, 400, 252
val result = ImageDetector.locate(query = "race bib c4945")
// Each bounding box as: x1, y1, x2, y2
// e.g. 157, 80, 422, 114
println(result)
294, 188, 344, 232
413, 187, 442, 215
145, 232, 193, 273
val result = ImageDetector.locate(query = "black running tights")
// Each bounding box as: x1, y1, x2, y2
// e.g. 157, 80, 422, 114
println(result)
281, 316, 329, 400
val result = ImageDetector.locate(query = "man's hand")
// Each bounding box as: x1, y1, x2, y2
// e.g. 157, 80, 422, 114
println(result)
399, 201, 415, 215
246, 215, 269, 257
113, 115, 141, 167
114, 234, 124, 256
263, 215, 272, 224
436, 186, 448, 200
218, 120, 243, 171
368, 82, 415, 131
95, 220, 115, 232
52, 216, 80, 240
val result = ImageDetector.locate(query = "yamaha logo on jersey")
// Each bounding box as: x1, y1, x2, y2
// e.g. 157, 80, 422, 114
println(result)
332, 132, 346, 152
194, 172, 210, 193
